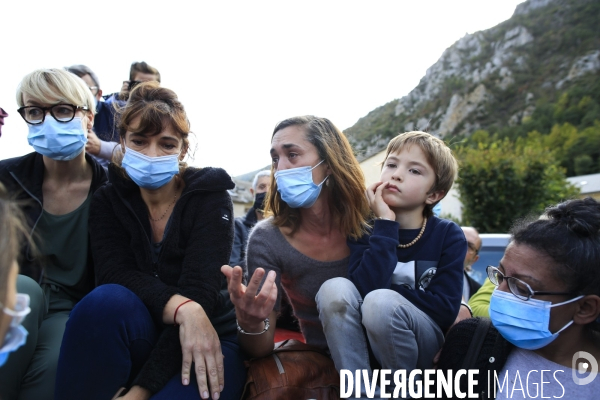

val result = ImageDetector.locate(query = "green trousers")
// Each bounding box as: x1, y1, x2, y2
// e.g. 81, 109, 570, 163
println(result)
0, 275, 74, 400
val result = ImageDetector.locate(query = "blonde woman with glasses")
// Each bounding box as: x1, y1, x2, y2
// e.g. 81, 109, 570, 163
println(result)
0, 68, 107, 399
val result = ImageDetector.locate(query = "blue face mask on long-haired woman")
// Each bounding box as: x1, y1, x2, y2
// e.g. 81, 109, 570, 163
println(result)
489, 289, 583, 350
274, 160, 328, 208
27, 117, 87, 161
0, 293, 31, 367
121, 147, 180, 190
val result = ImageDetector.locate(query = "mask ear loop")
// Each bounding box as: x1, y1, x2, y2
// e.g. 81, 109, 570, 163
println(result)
549, 295, 585, 308
310, 159, 329, 187
547, 295, 585, 335
310, 159, 325, 171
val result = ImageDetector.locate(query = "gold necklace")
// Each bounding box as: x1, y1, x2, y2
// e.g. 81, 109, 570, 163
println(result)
397, 218, 427, 248
148, 195, 178, 222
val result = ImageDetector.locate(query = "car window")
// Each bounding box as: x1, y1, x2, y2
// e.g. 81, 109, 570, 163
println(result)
468, 246, 507, 285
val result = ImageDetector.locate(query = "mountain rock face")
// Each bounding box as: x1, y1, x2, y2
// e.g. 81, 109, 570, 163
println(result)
345, 0, 600, 159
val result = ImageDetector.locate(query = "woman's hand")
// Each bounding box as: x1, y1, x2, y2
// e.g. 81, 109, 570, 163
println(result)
366, 182, 396, 221
221, 265, 277, 332
176, 302, 224, 400
85, 130, 102, 156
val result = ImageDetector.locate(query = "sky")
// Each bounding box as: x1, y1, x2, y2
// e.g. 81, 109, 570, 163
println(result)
0, 0, 525, 177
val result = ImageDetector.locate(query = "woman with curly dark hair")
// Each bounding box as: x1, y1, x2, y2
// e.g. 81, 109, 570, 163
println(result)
437, 197, 600, 399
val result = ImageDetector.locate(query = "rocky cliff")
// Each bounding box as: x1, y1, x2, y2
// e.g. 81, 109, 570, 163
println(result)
345, 0, 600, 159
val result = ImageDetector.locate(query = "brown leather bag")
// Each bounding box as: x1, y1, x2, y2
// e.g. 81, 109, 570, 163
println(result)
242, 339, 341, 400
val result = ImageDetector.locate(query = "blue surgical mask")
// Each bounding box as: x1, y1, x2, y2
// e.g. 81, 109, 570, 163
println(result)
274, 160, 328, 208
489, 289, 583, 350
121, 147, 180, 190
0, 293, 31, 367
27, 117, 87, 161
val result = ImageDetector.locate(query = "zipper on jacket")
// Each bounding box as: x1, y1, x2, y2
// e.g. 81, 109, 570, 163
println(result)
118, 187, 217, 279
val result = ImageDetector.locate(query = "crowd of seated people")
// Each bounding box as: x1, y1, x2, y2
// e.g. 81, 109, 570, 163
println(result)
0, 63, 598, 400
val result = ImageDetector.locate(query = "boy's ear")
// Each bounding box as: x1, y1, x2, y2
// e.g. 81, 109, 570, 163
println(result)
425, 190, 445, 205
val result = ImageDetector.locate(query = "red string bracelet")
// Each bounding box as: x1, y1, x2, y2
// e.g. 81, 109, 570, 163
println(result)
173, 299, 193, 326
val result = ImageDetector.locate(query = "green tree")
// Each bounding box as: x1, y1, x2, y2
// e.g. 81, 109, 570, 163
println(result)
574, 155, 594, 175
457, 139, 579, 233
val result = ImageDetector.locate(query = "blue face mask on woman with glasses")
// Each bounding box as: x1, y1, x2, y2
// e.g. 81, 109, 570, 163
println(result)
489, 289, 583, 350
0, 293, 31, 367
486, 265, 583, 350
19, 104, 89, 161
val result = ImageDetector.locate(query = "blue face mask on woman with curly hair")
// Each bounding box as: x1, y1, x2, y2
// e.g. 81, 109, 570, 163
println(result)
490, 289, 583, 350
121, 147, 180, 190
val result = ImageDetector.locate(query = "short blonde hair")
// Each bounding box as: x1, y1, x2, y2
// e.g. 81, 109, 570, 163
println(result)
383, 131, 458, 217
16, 68, 96, 115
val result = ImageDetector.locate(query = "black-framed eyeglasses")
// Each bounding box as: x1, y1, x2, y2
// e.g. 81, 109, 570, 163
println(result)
467, 242, 480, 255
89, 86, 99, 96
486, 265, 576, 301
17, 104, 89, 125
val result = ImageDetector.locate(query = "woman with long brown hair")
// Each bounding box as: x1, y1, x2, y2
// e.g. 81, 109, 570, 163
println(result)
222, 115, 370, 357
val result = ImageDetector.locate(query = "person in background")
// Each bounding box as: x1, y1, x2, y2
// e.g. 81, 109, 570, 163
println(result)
461, 226, 482, 301
0, 107, 8, 138
317, 131, 466, 398
118, 61, 161, 101
468, 277, 495, 317
437, 197, 600, 398
56, 82, 245, 400
229, 169, 271, 274
0, 182, 32, 368
66, 64, 120, 168
0, 68, 107, 400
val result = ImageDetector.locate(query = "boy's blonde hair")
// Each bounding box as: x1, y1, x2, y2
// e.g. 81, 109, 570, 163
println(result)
383, 131, 458, 217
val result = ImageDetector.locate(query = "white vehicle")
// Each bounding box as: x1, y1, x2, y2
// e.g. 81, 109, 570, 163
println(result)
468, 233, 511, 284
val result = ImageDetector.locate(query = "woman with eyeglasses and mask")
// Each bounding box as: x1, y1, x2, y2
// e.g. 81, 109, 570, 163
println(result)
0, 68, 107, 400
55, 82, 246, 400
436, 197, 600, 399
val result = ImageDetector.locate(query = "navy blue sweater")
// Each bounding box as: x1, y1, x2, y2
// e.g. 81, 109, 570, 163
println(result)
348, 216, 466, 331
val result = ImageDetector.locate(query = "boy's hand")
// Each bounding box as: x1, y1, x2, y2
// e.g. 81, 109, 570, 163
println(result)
366, 182, 396, 221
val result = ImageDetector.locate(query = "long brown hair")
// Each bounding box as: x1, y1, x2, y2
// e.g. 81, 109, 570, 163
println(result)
0, 183, 31, 306
265, 116, 370, 239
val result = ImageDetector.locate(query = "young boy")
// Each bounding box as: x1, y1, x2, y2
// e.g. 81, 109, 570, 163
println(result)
316, 131, 467, 397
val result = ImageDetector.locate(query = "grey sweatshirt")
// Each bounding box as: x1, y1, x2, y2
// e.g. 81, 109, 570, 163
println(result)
246, 218, 349, 349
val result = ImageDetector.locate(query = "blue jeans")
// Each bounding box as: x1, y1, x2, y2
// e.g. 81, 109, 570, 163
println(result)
316, 278, 444, 398
55, 284, 246, 400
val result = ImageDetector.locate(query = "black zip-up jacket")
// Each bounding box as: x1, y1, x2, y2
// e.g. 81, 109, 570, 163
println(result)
0, 152, 107, 287
90, 164, 236, 393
